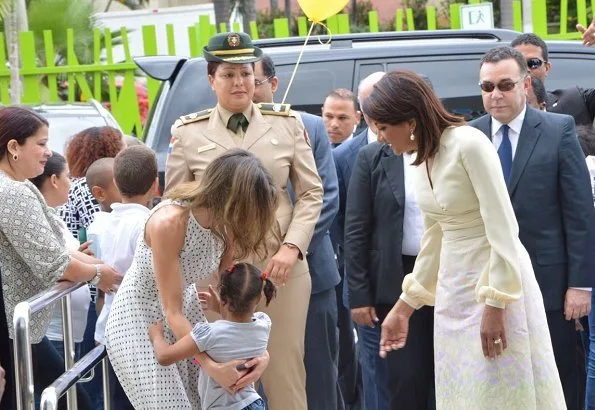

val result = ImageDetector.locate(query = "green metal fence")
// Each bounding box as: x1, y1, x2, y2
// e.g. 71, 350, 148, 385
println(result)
0, 0, 590, 136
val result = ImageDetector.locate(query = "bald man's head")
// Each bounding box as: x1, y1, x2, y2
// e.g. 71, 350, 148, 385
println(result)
358, 72, 385, 132
358, 72, 386, 104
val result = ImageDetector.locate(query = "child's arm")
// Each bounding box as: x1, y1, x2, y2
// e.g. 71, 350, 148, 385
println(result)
149, 322, 202, 366
95, 290, 105, 316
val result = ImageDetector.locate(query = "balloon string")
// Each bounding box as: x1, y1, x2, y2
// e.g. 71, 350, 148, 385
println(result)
281, 21, 316, 105
316, 22, 333, 45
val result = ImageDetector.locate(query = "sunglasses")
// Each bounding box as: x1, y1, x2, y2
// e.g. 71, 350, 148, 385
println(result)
526, 57, 546, 69
479, 78, 523, 93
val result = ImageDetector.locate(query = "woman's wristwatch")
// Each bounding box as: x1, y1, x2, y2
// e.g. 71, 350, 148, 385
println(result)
283, 242, 303, 260
88, 264, 103, 286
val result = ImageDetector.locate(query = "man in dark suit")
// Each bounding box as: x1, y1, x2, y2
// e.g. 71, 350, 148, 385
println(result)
512, 33, 595, 126
471, 46, 594, 410
330, 72, 385, 410
253, 56, 343, 410
345, 141, 435, 410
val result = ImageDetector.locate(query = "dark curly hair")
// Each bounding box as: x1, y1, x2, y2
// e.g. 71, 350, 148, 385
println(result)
218, 263, 276, 314
66, 126, 124, 178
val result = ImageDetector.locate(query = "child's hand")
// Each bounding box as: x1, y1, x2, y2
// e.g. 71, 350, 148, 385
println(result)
78, 240, 94, 256
148, 321, 164, 343
198, 285, 221, 314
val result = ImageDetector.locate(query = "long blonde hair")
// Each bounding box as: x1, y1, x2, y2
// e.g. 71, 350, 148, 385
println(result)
166, 148, 278, 260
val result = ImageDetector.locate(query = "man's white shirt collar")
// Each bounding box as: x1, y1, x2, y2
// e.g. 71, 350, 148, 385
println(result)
366, 128, 377, 144
491, 105, 526, 139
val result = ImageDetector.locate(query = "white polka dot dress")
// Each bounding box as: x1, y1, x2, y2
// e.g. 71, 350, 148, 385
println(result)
105, 200, 223, 409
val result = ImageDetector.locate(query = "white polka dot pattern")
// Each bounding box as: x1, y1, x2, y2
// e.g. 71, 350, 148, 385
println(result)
105, 200, 223, 409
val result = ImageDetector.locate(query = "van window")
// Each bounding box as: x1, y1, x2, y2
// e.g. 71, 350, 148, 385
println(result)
547, 54, 595, 90
274, 61, 355, 115
357, 56, 486, 120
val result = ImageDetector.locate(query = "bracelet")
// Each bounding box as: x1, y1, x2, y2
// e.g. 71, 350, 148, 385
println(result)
88, 264, 102, 286
283, 242, 298, 251
283, 242, 303, 260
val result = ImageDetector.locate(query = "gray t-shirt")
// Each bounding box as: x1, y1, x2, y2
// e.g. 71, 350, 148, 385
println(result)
191, 312, 271, 410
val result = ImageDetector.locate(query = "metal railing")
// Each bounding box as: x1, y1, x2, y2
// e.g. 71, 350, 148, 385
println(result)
13, 281, 111, 410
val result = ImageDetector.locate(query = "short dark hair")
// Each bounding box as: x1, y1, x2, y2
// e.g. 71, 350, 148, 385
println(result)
511, 33, 549, 61
361, 70, 465, 166
86, 157, 115, 190
325, 88, 359, 112
480, 46, 529, 77
260, 55, 276, 78
207, 61, 221, 77
218, 262, 276, 313
0, 107, 48, 159
29, 151, 67, 190
113, 145, 157, 197
530, 75, 547, 105
576, 125, 595, 157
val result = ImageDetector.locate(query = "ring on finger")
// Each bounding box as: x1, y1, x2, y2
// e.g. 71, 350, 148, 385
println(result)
494, 338, 502, 345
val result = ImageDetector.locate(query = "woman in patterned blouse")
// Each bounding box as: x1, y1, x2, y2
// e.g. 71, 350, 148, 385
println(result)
0, 107, 123, 410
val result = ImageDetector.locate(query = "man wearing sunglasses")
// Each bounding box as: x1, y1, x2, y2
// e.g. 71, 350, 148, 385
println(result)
471, 45, 594, 410
511, 33, 595, 127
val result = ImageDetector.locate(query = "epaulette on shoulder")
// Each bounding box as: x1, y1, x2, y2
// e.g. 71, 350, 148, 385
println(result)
257, 103, 292, 116
175, 108, 213, 128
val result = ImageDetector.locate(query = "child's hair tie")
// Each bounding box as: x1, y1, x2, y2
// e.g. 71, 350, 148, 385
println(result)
226, 264, 235, 273
262, 271, 268, 281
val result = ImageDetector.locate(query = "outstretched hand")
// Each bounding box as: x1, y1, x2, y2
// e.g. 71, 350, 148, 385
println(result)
379, 299, 414, 358
577, 17, 595, 46
198, 285, 221, 314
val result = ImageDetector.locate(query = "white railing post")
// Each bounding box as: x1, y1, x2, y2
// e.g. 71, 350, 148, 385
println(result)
60, 293, 78, 410
13, 302, 35, 410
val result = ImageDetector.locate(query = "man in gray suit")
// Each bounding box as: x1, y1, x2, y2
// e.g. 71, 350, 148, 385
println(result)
471, 46, 594, 410
253, 55, 343, 410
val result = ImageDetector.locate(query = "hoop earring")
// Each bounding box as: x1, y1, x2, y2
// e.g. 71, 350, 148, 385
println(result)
409, 130, 415, 141
12, 154, 18, 161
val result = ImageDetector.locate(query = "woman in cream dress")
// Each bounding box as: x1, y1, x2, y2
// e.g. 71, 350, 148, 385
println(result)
364, 71, 565, 409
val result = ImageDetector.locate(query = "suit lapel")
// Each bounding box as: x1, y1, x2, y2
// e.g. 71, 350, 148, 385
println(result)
242, 106, 272, 150
475, 115, 492, 141
204, 108, 237, 150
345, 133, 367, 180
508, 108, 541, 195
380, 145, 404, 207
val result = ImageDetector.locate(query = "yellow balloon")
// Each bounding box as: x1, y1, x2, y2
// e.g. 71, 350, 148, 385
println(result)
297, 0, 349, 23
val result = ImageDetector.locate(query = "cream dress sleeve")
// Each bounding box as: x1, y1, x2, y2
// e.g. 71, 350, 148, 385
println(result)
401, 126, 523, 309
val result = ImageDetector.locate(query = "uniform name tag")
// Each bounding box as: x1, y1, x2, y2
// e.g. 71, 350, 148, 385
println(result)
197, 143, 217, 153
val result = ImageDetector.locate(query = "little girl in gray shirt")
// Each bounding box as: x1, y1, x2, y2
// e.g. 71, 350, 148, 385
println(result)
149, 263, 276, 410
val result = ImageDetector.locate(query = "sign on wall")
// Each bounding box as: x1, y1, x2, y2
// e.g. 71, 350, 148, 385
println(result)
460, 3, 495, 30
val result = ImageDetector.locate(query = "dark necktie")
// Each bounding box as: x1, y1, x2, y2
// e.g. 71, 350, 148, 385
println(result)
331, 142, 341, 148
498, 124, 512, 184
227, 113, 249, 133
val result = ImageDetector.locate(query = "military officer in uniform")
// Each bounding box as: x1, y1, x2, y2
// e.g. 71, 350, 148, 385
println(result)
165, 32, 323, 410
